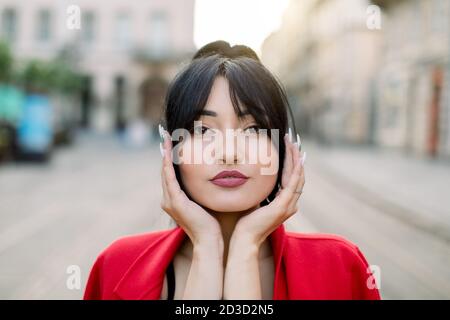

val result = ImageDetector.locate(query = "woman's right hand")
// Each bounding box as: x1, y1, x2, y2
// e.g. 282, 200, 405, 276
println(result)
160, 128, 225, 299
160, 129, 223, 246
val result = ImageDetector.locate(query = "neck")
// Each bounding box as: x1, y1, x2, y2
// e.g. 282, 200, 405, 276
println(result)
208, 206, 254, 265
178, 204, 273, 267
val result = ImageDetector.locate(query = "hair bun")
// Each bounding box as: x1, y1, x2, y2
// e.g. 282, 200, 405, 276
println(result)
193, 40, 260, 62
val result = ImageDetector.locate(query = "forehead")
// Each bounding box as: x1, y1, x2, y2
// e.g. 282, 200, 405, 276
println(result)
205, 76, 230, 107
203, 76, 251, 119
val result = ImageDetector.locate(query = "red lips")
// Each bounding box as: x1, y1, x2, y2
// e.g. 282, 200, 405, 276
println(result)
210, 170, 249, 188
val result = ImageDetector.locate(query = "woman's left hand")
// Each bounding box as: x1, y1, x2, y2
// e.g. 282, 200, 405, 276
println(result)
232, 133, 306, 248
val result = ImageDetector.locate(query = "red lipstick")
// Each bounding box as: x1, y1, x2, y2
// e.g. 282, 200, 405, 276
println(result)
210, 170, 249, 188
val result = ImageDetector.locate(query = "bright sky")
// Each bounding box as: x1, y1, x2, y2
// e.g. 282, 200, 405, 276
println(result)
194, 0, 290, 56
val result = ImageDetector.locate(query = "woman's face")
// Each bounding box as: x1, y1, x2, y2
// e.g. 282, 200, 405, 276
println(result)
177, 76, 279, 212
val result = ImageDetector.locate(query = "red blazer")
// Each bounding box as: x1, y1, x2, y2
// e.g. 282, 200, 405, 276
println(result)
84, 223, 381, 300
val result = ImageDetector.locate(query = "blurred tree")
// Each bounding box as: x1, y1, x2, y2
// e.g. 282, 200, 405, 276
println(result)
19, 59, 82, 95
48, 61, 83, 95
51, 44, 83, 95
20, 60, 53, 94
0, 41, 13, 83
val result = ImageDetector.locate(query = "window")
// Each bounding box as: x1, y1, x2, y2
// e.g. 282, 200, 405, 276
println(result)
36, 9, 52, 43
430, 0, 448, 35
1, 8, 17, 43
82, 11, 96, 44
149, 11, 169, 56
115, 13, 131, 49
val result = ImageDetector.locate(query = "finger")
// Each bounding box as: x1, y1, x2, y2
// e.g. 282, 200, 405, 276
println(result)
162, 130, 183, 200
160, 138, 173, 207
287, 168, 305, 213
281, 134, 293, 188
272, 152, 302, 212
286, 152, 306, 212
291, 151, 305, 192
161, 163, 169, 203
291, 137, 301, 163
292, 151, 304, 183
161, 148, 182, 224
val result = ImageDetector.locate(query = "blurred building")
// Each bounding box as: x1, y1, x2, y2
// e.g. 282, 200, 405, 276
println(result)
0, 0, 196, 134
262, 0, 382, 145
372, 0, 450, 158
263, 0, 450, 160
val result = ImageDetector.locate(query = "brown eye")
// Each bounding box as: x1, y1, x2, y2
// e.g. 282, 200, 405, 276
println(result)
193, 125, 214, 136
243, 125, 260, 134
192, 126, 204, 135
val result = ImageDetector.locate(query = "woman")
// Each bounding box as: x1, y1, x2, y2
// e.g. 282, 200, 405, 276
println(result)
84, 40, 381, 300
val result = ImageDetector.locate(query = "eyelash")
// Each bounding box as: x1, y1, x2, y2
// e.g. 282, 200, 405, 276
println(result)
191, 125, 260, 135
243, 125, 261, 133
190, 126, 211, 135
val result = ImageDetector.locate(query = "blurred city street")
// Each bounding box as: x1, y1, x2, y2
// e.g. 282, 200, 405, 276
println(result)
1, 130, 449, 299
1, 0, 450, 302
0, 130, 168, 299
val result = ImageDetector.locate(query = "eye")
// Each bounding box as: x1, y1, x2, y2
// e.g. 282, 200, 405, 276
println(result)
243, 125, 260, 134
193, 125, 214, 136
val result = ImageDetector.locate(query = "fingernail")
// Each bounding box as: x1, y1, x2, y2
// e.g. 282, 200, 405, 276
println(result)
301, 151, 306, 166
159, 125, 165, 141
288, 128, 293, 143
296, 133, 301, 150
159, 142, 165, 157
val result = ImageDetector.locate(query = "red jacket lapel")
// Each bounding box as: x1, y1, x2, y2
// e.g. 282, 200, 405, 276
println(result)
113, 224, 287, 300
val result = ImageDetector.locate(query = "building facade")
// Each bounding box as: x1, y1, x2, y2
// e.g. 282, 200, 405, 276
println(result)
262, 0, 382, 145
372, 0, 450, 158
0, 0, 196, 133
263, 0, 450, 159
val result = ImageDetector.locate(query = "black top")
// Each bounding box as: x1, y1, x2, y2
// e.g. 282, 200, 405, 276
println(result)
166, 260, 175, 300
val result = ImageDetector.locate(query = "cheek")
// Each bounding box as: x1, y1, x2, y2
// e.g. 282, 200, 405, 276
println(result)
176, 136, 209, 164
252, 138, 279, 192
179, 162, 206, 197
249, 136, 279, 175
177, 139, 210, 194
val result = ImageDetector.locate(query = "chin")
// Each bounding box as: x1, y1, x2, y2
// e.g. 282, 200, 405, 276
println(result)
200, 196, 262, 213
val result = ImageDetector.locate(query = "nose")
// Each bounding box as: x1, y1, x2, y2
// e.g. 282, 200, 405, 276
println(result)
218, 129, 242, 164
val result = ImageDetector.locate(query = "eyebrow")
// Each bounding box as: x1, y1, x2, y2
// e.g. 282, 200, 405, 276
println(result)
199, 109, 251, 117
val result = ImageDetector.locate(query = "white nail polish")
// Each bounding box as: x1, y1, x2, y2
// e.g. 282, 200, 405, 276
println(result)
301, 151, 306, 165
159, 142, 165, 157
288, 128, 293, 143
296, 133, 301, 149
159, 125, 164, 140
